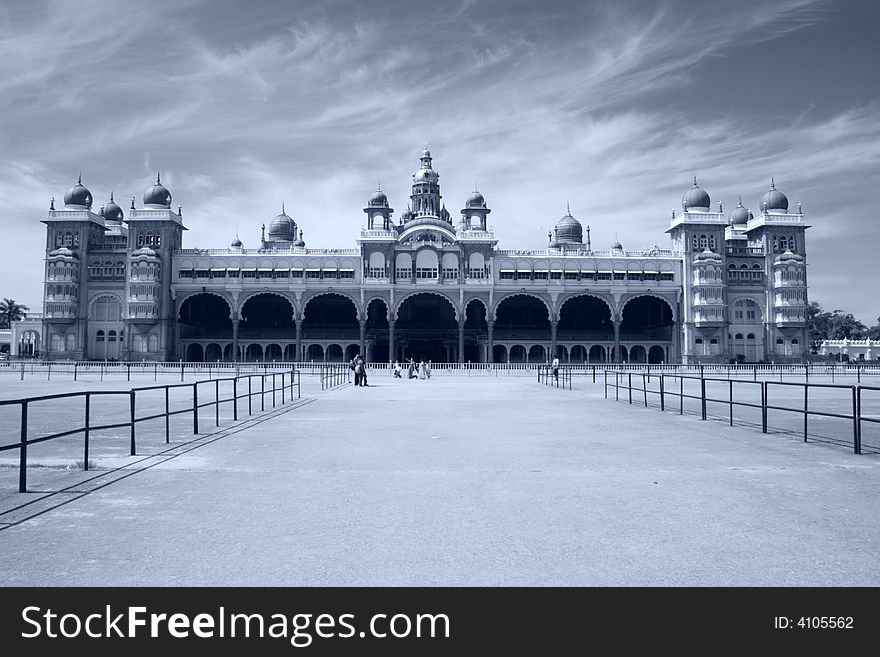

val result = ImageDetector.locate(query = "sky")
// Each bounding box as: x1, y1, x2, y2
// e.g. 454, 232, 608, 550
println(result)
1, 0, 879, 324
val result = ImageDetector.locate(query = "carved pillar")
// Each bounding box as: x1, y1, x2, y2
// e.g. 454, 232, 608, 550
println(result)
232, 318, 240, 362
295, 319, 302, 362
388, 320, 395, 364
550, 320, 558, 360
487, 319, 494, 364
458, 319, 466, 363
359, 319, 366, 358
613, 321, 621, 363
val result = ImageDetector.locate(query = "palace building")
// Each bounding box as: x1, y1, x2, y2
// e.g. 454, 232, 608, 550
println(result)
40, 149, 810, 364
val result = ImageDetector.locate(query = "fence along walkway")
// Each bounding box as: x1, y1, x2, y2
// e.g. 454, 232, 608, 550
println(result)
0, 370, 301, 493
600, 370, 880, 456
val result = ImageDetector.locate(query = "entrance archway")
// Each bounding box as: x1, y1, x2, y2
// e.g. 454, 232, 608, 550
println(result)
649, 345, 665, 363
365, 298, 389, 362
620, 296, 674, 341
494, 295, 551, 339
186, 343, 204, 362
303, 293, 359, 345
464, 299, 488, 363
395, 293, 457, 362
558, 295, 613, 340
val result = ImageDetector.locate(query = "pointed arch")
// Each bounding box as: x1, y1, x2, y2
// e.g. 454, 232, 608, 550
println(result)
392, 290, 459, 321
491, 292, 552, 323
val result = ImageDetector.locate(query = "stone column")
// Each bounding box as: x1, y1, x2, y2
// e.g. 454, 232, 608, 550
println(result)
672, 320, 682, 364
487, 319, 494, 363
388, 320, 395, 364
613, 321, 621, 362
295, 319, 302, 362
458, 319, 466, 363
359, 319, 366, 358
232, 318, 239, 362
550, 320, 558, 360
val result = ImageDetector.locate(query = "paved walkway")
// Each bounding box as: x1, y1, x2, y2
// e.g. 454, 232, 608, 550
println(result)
1, 375, 879, 586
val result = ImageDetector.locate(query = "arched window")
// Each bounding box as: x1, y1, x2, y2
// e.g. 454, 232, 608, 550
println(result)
64, 232, 73, 246
698, 234, 708, 250
747, 333, 755, 340
96, 330, 106, 342
710, 338, 718, 344
695, 338, 703, 344
735, 333, 744, 340
791, 339, 799, 345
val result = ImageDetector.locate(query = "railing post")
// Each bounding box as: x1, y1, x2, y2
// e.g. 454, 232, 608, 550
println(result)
853, 386, 861, 454
155, 362, 158, 382
74, 363, 78, 381
615, 371, 619, 401
679, 375, 683, 415
215, 378, 220, 426
803, 385, 809, 443
248, 376, 252, 415
592, 365, 596, 384
165, 386, 170, 443
729, 379, 733, 426
761, 382, 767, 434
84, 393, 91, 470
19, 400, 28, 493
272, 373, 277, 407
643, 374, 648, 407
659, 375, 665, 411
261, 375, 265, 411
604, 370, 608, 399
129, 389, 136, 456
47, 362, 51, 381
700, 377, 707, 420
281, 373, 285, 404
127, 362, 131, 381
233, 377, 239, 421
193, 383, 199, 435
181, 360, 185, 382
628, 372, 632, 404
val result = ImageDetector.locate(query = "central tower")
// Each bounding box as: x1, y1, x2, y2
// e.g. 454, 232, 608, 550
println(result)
410, 146, 443, 219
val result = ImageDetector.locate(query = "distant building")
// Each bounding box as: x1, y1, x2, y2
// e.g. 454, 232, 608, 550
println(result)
0, 315, 43, 357
38, 151, 810, 363
819, 339, 879, 362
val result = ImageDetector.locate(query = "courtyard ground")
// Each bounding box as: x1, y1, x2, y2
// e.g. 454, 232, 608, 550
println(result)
0, 373, 878, 586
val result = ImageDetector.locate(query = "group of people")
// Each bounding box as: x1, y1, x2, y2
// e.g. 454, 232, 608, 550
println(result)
393, 358, 431, 380
350, 355, 368, 386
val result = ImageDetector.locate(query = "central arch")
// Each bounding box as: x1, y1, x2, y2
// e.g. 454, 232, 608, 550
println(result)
493, 294, 551, 344
394, 292, 458, 362
240, 293, 295, 337
463, 298, 488, 363
179, 292, 233, 361
620, 295, 674, 342
302, 293, 359, 358
365, 297, 390, 363
557, 294, 613, 340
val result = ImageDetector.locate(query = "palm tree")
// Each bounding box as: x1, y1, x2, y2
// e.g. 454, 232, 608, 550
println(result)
0, 298, 29, 329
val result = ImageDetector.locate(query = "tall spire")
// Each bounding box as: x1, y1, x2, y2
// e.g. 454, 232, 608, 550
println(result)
566, 202, 571, 215
770, 177, 775, 189
78, 172, 82, 185
282, 201, 285, 214
110, 191, 114, 202
157, 171, 161, 184
693, 174, 698, 187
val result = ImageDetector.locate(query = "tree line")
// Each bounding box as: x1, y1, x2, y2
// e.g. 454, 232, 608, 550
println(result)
0, 298, 29, 329
807, 301, 880, 355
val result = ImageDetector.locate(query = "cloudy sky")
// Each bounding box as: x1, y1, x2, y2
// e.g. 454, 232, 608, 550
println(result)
1, 0, 878, 324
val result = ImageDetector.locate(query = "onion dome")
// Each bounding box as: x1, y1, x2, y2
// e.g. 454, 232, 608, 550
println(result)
413, 167, 438, 183
466, 188, 486, 208
103, 192, 124, 222
611, 238, 623, 251
268, 203, 296, 241
554, 205, 583, 243
694, 248, 722, 263
230, 236, 242, 248
682, 176, 710, 211
727, 196, 750, 226
369, 186, 388, 207
400, 206, 414, 223
63, 174, 92, 209
775, 249, 803, 264
143, 172, 172, 208
761, 178, 789, 212
293, 229, 305, 248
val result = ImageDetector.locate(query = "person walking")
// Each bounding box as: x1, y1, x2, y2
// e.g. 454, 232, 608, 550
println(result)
393, 361, 402, 378
551, 355, 560, 383
358, 356, 368, 386
351, 356, 360, 386
426, 360, 432, 379
408, 358, 416, 379
419, 359, 427, 379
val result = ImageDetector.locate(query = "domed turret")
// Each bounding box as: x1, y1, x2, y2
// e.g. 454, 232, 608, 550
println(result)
63, 175, 92, 209
369, 187, 388, 207
293, 229, 305, 248
682, 176, 710, 211
230, 236, 242, 248
143, 172, 172, 208
775, 249, 803, 264
267, 203, 296, 241
762, 178, 789, 212
103, 192, 124, 223
553, 205, 583, 244
727, 196, 750, 226
694, 248, 722, 263
611, 237, 623, 251
466, 188, 485, 208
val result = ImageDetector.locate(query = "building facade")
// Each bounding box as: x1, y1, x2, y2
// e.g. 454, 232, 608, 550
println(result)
40, 150, 810, 364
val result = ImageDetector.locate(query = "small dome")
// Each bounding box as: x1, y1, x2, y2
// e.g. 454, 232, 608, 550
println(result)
48, 246, 77, 259
466, 189, 485, 208
400, 207, 414, 223
293, 229, 305, 248
132, 246, 158, 258
694, 248, 722, 262
727, 197, 750, 226
762, 178, 789, 212
611, 239, 623, 250
554, 208, 583, 244
682, 176, 710, 211
268, 206, 296, 241
413, 167, 438, 183
103, 192, 124, 223
64, 175, 92, 208
775, 249, 803, 264
230, 237, 242, 248
143, 172, 172, 208
369, 188, 388, 206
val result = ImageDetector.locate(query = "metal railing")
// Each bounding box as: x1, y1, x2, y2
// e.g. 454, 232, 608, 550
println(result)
600, 370, 879, 455
0, 369, 301, 493
320, 364, 351, 390
537, 365, 572, 389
